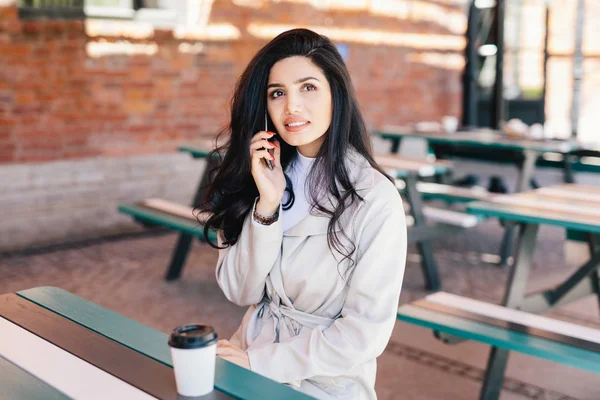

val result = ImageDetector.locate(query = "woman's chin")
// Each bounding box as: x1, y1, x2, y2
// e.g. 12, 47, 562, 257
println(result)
280, 134, 315, 148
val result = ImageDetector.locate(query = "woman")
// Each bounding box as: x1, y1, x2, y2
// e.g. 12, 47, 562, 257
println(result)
200, 28, 407, 399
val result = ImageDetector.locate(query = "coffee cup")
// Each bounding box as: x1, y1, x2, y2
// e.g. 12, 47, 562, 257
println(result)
442, 116, 458, 133
168, 324, 218, 397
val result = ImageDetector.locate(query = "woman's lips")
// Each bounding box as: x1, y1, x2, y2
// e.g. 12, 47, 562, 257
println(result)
284, 121, 310, 132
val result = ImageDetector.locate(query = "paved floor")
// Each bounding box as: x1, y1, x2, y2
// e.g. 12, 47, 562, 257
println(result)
1, 160, 599, 399
1, 217, 598, 399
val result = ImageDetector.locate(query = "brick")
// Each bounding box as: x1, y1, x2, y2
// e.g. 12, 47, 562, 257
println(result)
2, 19, 21, 34
123, 99, 154, 113
130, 67, 152, 82
0, 43, 31, 56
0, 6, 19, 20
15, 91, 37, 106
1, 0, 583, 174
21, 21, 42, 36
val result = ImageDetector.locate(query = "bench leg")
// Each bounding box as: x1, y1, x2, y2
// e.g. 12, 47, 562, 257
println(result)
405, 175, 440, 291
479, 347, 509, 400
498, 229, 515, 267
165, 233, 194, 281
520, 250, 600, 313
589, 234, 600, 315
590, 269, 600, 317
389, 138, 401, 154
417, 242, 440, 291
499, 151, 538, 266
480, 223, 539, 399
562, 154, 576, 184
164, 155, 219, 281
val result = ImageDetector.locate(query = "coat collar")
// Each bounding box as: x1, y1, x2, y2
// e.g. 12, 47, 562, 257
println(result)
283, 149, 375, 237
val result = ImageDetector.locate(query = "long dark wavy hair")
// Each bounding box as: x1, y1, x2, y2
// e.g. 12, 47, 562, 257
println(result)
198, 28, 392, 278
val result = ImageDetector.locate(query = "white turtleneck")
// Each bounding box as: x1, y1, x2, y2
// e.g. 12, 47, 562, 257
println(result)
282, 151, 316, 232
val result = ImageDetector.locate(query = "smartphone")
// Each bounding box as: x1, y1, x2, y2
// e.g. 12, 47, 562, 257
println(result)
264, 112, 274, 170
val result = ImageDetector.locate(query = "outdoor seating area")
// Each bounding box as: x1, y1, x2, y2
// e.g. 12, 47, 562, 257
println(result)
1, 1, 599, 399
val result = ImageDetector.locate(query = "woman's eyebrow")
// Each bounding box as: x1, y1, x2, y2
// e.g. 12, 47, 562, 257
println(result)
267, 76, 320, 89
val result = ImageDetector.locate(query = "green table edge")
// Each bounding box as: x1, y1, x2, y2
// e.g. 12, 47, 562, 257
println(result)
0, 355, 70, 400
466, 201, 600, 234
178, 145, 211, 159
375, 131, 579, 153
393, 166, 450, 179
536, 158, 600, 174
17, 287, 314, 400
118, 204, 218, 243
397, 304, 600, 374
420, 192, 479, 203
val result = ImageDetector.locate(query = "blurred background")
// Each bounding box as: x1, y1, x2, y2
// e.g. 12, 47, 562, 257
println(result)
1, 2, 599, 399
1, 0, 598, 251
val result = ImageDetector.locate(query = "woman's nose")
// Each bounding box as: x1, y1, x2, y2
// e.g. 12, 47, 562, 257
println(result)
285, 93, 302, 115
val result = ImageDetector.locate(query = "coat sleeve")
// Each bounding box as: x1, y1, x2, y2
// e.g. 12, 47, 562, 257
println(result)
247, 191, 407, 383
216, 199, 283, 306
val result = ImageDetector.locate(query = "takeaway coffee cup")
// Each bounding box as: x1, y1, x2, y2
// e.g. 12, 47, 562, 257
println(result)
168, 324, 218, 397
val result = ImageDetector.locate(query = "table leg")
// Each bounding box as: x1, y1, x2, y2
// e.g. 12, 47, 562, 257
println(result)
520, 250, 600, 313
405, 174, 440, 291
589, 234, 600, 315
165, 155, 218, 281
480, 223, 539, 400
498, 150, 538, 266
389, 138, 401, 154
563, 154, 576, 183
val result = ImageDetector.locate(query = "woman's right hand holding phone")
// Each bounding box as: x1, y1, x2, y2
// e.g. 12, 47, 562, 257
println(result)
249, 131, 285, 216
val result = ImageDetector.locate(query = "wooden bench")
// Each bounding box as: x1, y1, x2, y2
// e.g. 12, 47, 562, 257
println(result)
375, 154, 452, 178
398, 292, 600, 399
119, 199, 217, 279
416, 182, 492, 203
395, 180, 487, 229
119, 198, 212, 238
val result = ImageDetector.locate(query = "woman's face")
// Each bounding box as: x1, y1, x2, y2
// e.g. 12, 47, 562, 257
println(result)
266, 56, 333, 158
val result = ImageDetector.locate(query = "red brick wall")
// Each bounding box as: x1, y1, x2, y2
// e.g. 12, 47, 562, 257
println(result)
0, 1, 466, 164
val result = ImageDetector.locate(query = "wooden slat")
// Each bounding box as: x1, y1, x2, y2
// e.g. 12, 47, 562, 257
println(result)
0, 355, 70, 400
17, 287, 314, 400
375, 154, 451, 177
468, 201, 600, 234
397, 304, 600, 374
138, 198, 211, 224
468, 185, 600, 232
118, 204, 217, 242
492, 194, 600, 218
0, 294, 179, 400
536, 184, 600, 200
414, 296, 600, 352
417, 182, 492, 202
0, 317, 158, 400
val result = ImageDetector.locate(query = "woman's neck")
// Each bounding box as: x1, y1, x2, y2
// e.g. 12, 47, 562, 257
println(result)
296, 136, 325, 157
295, 149, 315, 171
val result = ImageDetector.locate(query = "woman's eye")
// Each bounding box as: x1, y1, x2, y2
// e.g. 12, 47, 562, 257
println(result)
303, 84, 316, 91
270, 90, 284, 99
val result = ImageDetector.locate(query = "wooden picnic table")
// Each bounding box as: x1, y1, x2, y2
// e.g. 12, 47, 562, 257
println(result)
377, 127, 580, 153
0, 287, 310, 400
465, 184, 600, 398
374, 127, 588, 266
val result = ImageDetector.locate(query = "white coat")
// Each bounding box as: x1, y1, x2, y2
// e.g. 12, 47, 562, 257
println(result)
216, 150, 407, 399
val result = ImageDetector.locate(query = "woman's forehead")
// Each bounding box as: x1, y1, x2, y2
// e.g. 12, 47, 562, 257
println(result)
268, 56, 326, 84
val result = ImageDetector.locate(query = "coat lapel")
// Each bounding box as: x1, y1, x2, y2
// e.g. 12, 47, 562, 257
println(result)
282, 149, 375, 237
283, 211, 332, 237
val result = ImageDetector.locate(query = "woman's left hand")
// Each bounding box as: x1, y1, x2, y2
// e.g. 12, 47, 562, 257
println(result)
216, 340, 250, 369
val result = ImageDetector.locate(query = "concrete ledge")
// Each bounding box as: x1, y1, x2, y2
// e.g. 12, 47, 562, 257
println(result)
0, 153, 206, 252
